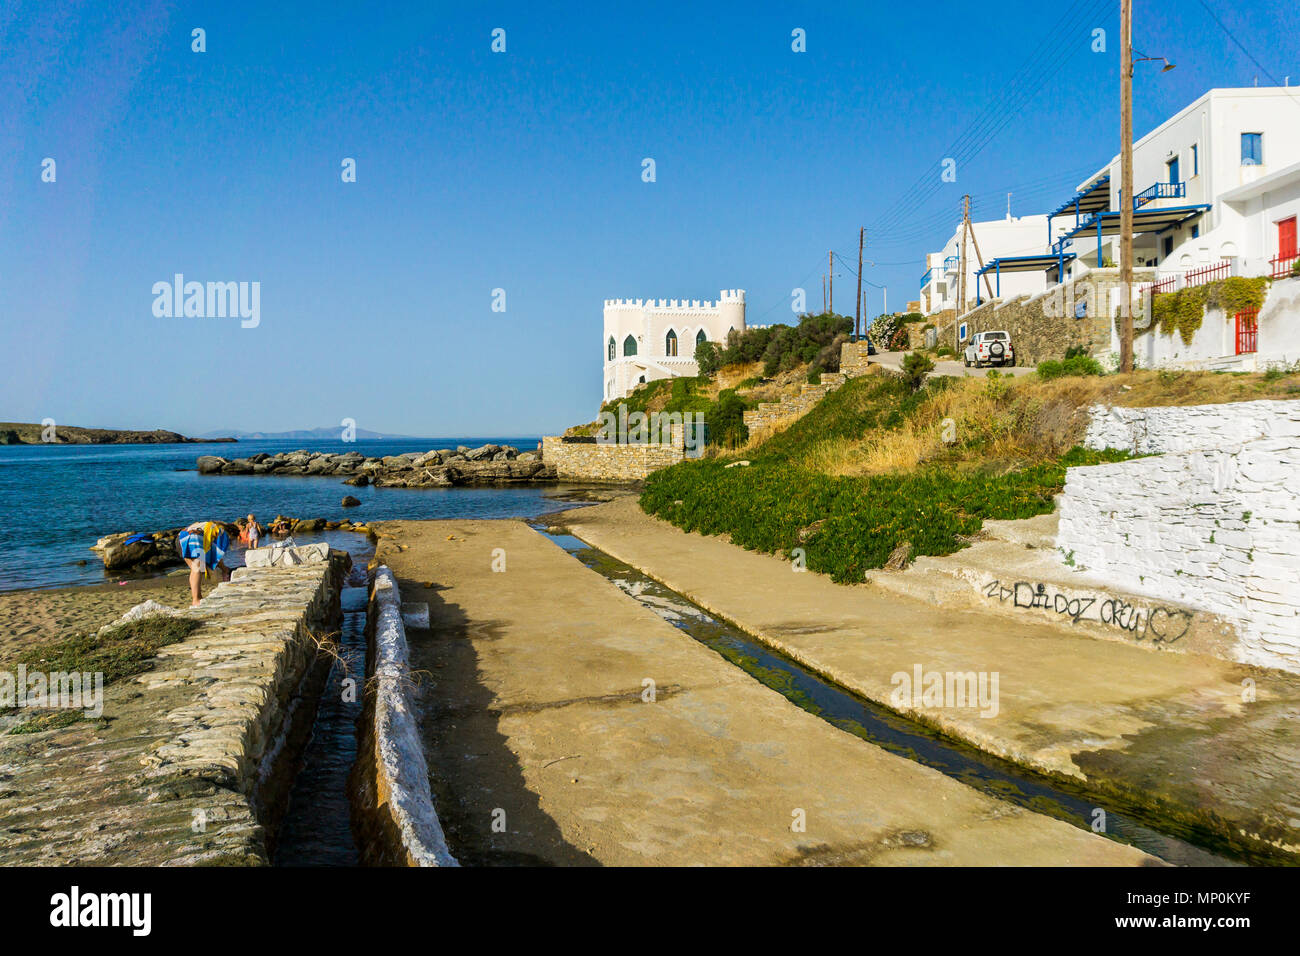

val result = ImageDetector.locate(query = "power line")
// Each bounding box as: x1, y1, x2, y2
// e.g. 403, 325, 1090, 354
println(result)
869, 0, 1109, 237
1194, 0, 1300, 114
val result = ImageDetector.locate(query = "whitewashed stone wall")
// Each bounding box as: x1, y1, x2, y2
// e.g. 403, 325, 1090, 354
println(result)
351, 567, 456, 867
1063, 400, 1300, 673
1084, 399, 1300, 455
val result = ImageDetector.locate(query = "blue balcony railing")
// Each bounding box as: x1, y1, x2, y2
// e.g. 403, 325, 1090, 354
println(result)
920, 267, 934, 289
944, 256, 960, 272
1133, 181, 1186, 210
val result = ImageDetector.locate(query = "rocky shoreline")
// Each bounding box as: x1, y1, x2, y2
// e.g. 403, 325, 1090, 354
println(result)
196, 444, 556, 487
92, 515, 372, 573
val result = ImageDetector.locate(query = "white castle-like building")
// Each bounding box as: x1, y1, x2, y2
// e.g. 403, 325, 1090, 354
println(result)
603, 290, 746, 401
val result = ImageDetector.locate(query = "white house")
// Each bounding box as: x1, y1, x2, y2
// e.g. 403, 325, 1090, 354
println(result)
1050, 87, 1300, 277
603, 290, 746, 401
921, 214, 1052, 314
962, 87, 1300, 369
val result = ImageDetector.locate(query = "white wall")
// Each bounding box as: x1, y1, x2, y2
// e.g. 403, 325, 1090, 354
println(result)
1134, 275, 1300, 370
1063, 400, 1300, 673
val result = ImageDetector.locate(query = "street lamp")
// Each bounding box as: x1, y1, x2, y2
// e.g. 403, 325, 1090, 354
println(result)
1119, 0, 1177, 373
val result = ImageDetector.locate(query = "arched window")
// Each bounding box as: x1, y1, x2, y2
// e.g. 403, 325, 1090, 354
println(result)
665, 329, 678, 357
696, 329, 707, 347
623, 334, 637, 357
607, 336, 616, 361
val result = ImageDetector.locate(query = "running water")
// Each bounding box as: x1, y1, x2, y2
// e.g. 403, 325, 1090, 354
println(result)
273, 547, 372, 866
533, 525, 1248, 868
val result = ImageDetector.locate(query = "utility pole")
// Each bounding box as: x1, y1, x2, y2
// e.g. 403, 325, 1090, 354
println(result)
958, 195, 971, 313
856, 228, 864, 339
1119, 0, 1135, 373
828, 249, 834, 315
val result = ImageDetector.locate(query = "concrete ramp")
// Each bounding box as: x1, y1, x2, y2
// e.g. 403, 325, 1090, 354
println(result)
373, 519, 1151, 866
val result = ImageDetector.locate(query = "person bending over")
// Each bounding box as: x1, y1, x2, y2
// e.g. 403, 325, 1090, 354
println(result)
176, 520, 231, 607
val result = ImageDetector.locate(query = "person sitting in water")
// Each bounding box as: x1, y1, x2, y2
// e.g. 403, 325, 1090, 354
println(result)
243, 513, 261, 550
269, 517, 291, 538
176, 520, 232, 607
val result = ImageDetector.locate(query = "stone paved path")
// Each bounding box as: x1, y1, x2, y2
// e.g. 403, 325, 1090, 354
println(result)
0, 559, 342, 866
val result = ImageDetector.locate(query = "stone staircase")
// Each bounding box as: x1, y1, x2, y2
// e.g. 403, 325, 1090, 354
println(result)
741, 343, 878, 436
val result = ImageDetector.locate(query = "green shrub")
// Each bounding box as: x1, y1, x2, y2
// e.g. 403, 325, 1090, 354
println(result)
1038, 354, 1103, 380
901, 351, 935, 390
753, 313, 852, 377
1148, 277, 1270, 345
707, 389, 750, 448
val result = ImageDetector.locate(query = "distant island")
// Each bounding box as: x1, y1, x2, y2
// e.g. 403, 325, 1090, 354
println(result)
196, 425, 426, 441
0, 422, 234, 445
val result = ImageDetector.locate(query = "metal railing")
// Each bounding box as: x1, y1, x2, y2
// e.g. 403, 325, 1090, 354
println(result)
1132, 181, 1186, 210
1271, 252, 1299, 279
920, 267, 933, 289
1141, 258, 1234, 299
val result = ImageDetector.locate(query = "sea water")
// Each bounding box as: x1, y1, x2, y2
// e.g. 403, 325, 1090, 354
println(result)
0, 438, 577, 591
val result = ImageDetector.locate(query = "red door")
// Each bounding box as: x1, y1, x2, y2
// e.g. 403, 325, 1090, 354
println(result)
1236, 309, 1259, 355
1281, 217, 1298, 259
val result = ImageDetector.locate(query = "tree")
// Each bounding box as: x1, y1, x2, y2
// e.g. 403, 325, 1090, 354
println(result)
695, 339, 722, 376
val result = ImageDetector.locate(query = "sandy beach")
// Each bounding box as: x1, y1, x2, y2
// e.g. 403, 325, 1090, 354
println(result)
0, 574, 192, 665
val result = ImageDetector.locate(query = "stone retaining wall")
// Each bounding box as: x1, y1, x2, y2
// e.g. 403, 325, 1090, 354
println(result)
0, 553, 348, 865
959, 268, 1156, 365
541, 435, 686, 482
1060, 401, 1300, 673
742, 370, 859, 435
349, 566, 457, 866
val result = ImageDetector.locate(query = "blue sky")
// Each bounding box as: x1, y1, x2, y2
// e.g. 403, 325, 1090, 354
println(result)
1, 0, 1295, 436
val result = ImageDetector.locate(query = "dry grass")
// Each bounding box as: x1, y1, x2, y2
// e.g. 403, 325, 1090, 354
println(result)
791, 366, 1300, 479
780, 364, 1300, 480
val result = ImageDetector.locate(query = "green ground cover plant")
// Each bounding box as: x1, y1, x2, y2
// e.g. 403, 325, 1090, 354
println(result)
641, 373, 1130, 583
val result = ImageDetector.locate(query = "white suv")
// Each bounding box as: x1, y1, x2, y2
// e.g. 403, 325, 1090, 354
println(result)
964, 330, 1015, 368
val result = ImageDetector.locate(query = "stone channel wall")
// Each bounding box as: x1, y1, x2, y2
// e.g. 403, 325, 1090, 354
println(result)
0, 552, 348, 865
1060, 400, 1300, 673
350, 566, 457, 866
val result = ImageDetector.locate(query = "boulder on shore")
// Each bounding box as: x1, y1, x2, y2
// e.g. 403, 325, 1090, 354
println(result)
197, 456, 228, 474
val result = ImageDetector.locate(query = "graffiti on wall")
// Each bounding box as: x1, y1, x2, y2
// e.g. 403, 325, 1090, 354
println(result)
982, 580, 1193, 644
